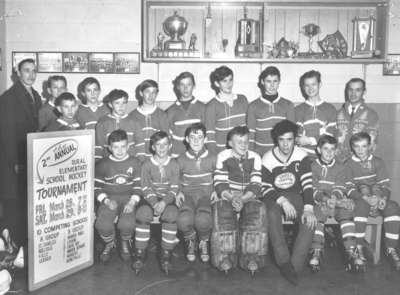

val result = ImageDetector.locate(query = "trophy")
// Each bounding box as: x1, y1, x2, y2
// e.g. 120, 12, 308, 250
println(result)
301, 23, 321, 54
163, 11, 188, 50
234, 6, 261, 58
351, 16, 376, 58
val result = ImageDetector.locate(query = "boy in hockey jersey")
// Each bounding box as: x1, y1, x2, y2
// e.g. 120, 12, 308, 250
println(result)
38, 75, 66, 131
205, 66, 248, 155
261, 120, 317, 285
247, 66, 295, 156
212, 126, 267, 275
345, 132, 400, 270
94, 129, 141, 262
132, 131, 179, 275
336, 78, 379, 163
45, 92, 81, 131
295, 70, 337, 157
129, 79, 168, 162
76, 77, 109, 130
176, 123, 216, 263
167, 72, 205, 157
95, 89, 135, 160
309, 135, 361, 272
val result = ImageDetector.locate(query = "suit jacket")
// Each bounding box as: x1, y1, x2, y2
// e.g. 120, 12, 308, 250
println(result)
0, 80, 42, 199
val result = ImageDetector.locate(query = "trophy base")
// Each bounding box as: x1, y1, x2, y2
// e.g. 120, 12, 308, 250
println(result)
150, 49, 200, 58
235, 44, 261, 58
297, 52, 324, 59
351, 51, 374, 58
164, 40, 186, 50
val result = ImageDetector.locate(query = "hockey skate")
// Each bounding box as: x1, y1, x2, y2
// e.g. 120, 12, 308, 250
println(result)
120, 239, 131, 262
199, 240, 210, 263
99, 241, 115, 263
386, 248, 400, 271
344, 247, 364, 272
160, 249, 172, 275
131, 248, 146, 275
185, 238, 196, 262
309, 248, 322, 272
354, 245, 367, 272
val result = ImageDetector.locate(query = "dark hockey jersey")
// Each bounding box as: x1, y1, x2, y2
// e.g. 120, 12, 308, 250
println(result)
94, 154, 142, 203
261, 146, 314, 206
76, 103, 109, 130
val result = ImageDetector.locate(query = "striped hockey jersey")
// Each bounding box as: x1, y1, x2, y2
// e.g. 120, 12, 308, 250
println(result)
141, 156, 180, 206
76, 103, 109, 130
344, 154, 390, 200
129, 106, 168, 162
167, 98, 206, 157
336, 101, 379, 163
177, 148, 216, 197
95, 113, 135, 160
45, 118, 81, 132
261, 146, 314, 206
295, 100, 337, 155
38, 101, 59, 131
311, 158, 347, 200
214, 149, 262, 197
205, 94, 248, 155
94, 154, 142, 203
247, 96, 295, 156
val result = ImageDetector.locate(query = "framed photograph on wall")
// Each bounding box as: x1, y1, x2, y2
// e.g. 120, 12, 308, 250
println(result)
12, 52, 37, 71
88, 53, 114, 73
63, 52, 89, 73
114, 52, 140, 74
37, 52, 63, 73
383, 54, 400, 76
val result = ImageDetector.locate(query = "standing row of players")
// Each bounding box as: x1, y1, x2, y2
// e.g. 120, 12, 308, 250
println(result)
36, 64, 397, 285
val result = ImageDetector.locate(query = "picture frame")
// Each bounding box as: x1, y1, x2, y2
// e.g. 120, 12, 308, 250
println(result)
62, 52, 89, 73
114, 52, 140, 74
88, 52, 114, 73
12, 51, 38, 71
37, 52, 63, 73
383, 54, 400, 76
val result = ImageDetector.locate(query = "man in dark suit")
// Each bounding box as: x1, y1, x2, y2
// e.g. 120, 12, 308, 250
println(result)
0, 58, 42, 246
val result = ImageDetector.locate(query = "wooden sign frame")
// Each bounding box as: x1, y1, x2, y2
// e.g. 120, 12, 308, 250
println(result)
27, 130, 95, 291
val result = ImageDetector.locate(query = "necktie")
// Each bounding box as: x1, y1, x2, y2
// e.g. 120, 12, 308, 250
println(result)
350, 106, 355, 118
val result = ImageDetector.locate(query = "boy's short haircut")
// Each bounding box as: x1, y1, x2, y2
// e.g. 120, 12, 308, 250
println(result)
108, 129, 128, 145
55, 92, 76, 106
172, 72, 195, 98
350, 132, 371, 147
135, 79, 158, 106
209, 66, 234, 94
77, 77, 101, 104
257, 66, 281, 91
107, 89, 128, 103
317, 134, 337, 149
299, 70, 321, 99
344, 78, 366, 101
48, 75, 67, 88
271, 119, 298, 146
226, 126, 250, 148
17, 58, 35, 72
149, 131, 169, 155
184, 122, 206, 138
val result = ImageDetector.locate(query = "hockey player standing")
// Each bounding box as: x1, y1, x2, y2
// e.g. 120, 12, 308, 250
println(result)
167, 72, 206, 158
45, 92, 81, 131
336, 78, 379, 163
212, 126, 267, 275
247, 66, 295, 156
132, 131, 179, 275
205, 66, 248, 155
94, 129, 141, 262
309, 135, 361, 272
261, 120, 317, 285
176, 123, 216, 263
345, 132, 400, 271
295, 70, 337, 157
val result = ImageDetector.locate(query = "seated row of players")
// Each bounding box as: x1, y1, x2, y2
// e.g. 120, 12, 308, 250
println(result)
94, 120, 400, 286
39, 66, 378, 165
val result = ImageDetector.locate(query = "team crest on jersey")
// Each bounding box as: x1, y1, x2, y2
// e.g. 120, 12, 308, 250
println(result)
127, 167, 133, 175
115, 176, 127, 184
274, 172, 296, 189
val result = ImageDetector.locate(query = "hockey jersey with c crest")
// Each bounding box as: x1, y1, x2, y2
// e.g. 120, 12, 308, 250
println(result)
261, 146, 314, 205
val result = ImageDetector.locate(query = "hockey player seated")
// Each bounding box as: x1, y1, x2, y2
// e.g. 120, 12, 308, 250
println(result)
345, 132, 400, 271
94, 129, 141, 263
212, 126, 267, 275
132, 131, 179, 275
261, 120, 317, 285
309, 135, 361, 272
45, 92, 81, 131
